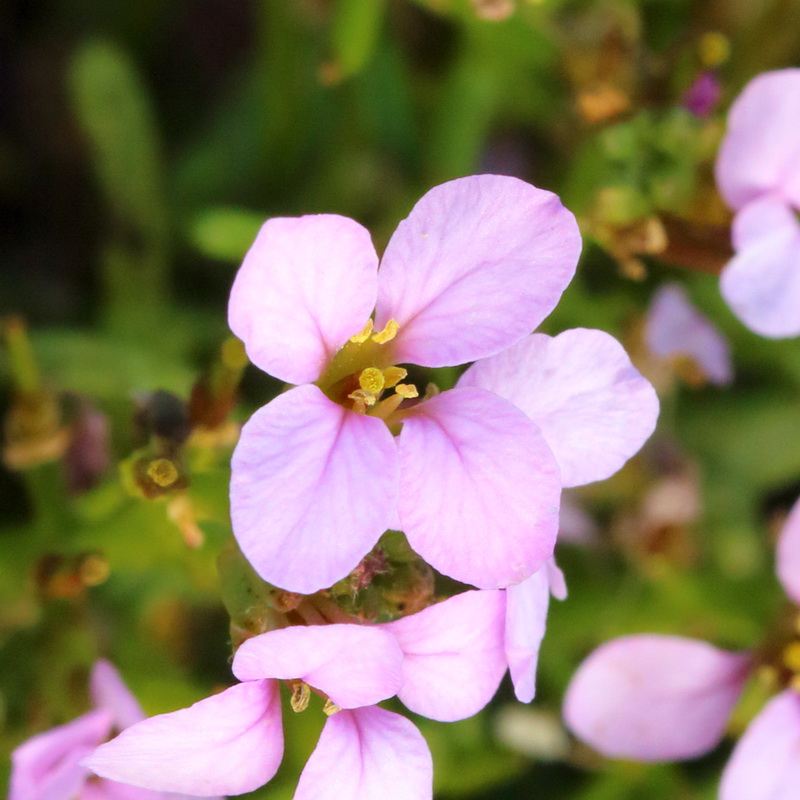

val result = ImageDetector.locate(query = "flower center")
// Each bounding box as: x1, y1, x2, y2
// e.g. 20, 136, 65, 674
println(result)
287, 679, 341, 716
317, 319, 419, 420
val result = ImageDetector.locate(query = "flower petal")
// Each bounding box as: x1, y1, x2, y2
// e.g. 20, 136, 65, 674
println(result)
563, 634, 750, 761
716, 69, 800, 210
777, 496, 800, 604
505, 560, 565, 703
720, 689, 800, 800
232, 624, 404, 708
10, 709, 113, 800
230, 384, 398, 594
382, 590, 507, 721
397, 387, 561, 588
374, 175, 581, 367
721, 209, 800, 339
90, 660, 145, 731
294, 707, 432, 800
644, 284, 733, 386
229, 214, 378, 384
83, 680, 283, 797
459, 330, 658, 487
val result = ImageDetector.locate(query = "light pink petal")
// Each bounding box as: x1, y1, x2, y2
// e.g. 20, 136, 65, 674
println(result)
374, 175, 581, 367
10, 709, 113, 800
644, 284, 733, 386
90, 661, 145, 731
721, 208, 800, 339
229, 214, 378, 384
382, 590, 507, 721
294, 707, 432, 800
505, 562, 563, 703
777, 496, 800, 604
83, 680, 283, 797
397, 387, 561, 588
81, 780, 191, 799
720, 689, 800, 800
232, 624, 403, 708
731, 195, 799, 251
459, 330, 659, 487
230, 384, 399, 594
716, 69, 800, 210
563, 634, 750, 761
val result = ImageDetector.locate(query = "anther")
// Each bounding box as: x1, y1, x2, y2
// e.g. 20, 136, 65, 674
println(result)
395, 384, 418, 399
350, 319, 374, 344
382, 366, 407, 389
347, 389, 377, 408
290, 681, 312, 713
146, 458, 179, 487
322, 698, 341, 716
782, 641, 800, 673
371, 319, 399, 344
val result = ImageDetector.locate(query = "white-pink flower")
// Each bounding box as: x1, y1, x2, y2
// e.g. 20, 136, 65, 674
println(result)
229, 174, 581, 594
562, 496, 800, 799
9, 660, 213, 800
715, 69, 800, 338
83, 593, 511, 800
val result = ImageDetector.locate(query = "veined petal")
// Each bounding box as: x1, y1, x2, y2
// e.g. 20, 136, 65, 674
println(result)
83, 680, 283, 797
716, 69, 800, 210
563, 635, 750, 762
294, 707, 432, 800
382, 590, 507, 721
232, 625, 404, 708
644, 284, 733, 386
720, 690, 800, 800
777, 496, 800, 604
721, 212, 800, 339
374, 175, 581, 368
459, 330, 658, 487
10, 709, 113, 800
397, 387, 561, 589
90, 661, 145, 731
505, 560, 565, 703
229, 214, 379, 384
230, 385, 399, 594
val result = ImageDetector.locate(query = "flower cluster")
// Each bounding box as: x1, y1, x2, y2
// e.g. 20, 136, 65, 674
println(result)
11, 174, 660, 799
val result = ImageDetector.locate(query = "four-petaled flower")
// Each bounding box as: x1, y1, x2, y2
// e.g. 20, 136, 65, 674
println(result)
84, 591, 509, 799
716, 69, 800, 339
563, 495, 800, 799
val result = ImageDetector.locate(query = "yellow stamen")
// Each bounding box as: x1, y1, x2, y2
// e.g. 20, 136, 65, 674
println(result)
783, 641, 800, 673
349, 319, 374, 344
395, 383, 418, 399
756, 665, 778, 688
699, 31, 730, 68
322, 698, 341, 716
290, 681, 311, 713
347, 389, 377, 408
359, 367, 385, 395
791, 675, 800, 694
371, 319, 399, 344
146, 458, 179, 488
382, 366, 407, 389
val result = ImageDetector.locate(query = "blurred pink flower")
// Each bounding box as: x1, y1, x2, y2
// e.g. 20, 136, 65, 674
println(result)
644, 283, 733, 386
84, 595, 512, 799
229, 174, 583, 593
716, 69, 800, 338
563, 496, 800, 799
9, 660, 211, 800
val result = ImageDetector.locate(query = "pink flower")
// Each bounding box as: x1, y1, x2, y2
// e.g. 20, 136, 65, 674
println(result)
228, 174, 582, 593
9, 660, 210, 800
644, 283, 733, 386
84, 596, 510, 799
562, 496, 800, 799
715, 69, 800, 338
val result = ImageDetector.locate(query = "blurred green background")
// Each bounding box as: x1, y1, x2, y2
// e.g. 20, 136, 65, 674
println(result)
2, 0, 800, 797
